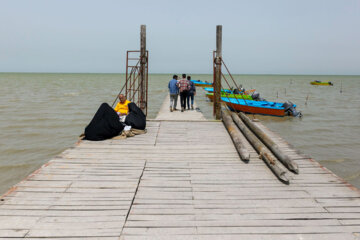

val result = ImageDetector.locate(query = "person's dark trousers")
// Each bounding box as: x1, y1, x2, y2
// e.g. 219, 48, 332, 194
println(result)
180, 91, 188, 110
186, 92, 194, 109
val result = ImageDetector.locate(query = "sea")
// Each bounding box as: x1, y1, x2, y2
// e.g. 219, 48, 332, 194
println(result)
0, 73, 359, 194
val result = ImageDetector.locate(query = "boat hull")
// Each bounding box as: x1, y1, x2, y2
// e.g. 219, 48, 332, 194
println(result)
223, 98, 288, 117
195, 83, 213, 87
203, 87, 232, 93
310, 81, 333, 86
204, 87, 256, 95
206, 93, 253, 101
191, 80, 213, 88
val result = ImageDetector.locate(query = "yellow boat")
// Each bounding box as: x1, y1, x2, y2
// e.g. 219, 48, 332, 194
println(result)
310, 81, 333, 86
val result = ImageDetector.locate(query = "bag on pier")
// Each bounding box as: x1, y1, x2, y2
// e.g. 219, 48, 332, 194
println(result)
124, 102, 146, 130
84, 103, 124, 141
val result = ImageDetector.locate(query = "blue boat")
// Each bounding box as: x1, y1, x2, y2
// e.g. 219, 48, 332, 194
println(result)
203, 87, 232, 93
191, 80, 212, 87
222, 98, 298, 117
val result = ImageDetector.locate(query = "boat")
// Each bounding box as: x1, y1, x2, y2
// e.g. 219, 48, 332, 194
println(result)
222, 98, 300, 117
206, 92, 253, 101
204, 87, 256, 95
203, 87, 232, 93
191, 80, 212, 87
310, 80, 333, 86
243, 89, 256, 95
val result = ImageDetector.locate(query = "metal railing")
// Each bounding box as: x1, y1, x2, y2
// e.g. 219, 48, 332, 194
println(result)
112, 50, 149, 116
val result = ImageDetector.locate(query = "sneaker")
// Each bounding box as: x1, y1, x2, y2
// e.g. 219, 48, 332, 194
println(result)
170, 107, 173, 112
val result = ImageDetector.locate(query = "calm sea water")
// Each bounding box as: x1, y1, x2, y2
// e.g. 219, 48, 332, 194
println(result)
0, 73, 359, 194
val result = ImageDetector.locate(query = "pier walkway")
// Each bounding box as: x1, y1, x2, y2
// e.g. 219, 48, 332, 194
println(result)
1, 96, 360, 239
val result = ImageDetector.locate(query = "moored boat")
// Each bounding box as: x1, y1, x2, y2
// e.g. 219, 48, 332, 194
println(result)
191, 80, 212, 87
203, 87, 232, 93
204, 87, 256, 95
310, 81, 333, 86
222, 98, 300, 117
206, 92, 253, 101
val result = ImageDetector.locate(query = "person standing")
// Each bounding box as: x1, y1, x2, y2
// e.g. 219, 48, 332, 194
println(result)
168, 75, 179, 112
177, 74, 190, 112
186, 76, 196, 110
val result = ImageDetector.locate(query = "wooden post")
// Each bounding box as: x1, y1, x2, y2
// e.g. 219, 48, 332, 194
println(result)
140, 25, 146, 113
214, 25, 222, 120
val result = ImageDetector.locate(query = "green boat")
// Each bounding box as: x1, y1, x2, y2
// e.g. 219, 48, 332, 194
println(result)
206, 92, 253, 101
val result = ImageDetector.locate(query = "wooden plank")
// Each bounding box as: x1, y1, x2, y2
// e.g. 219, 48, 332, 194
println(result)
0, 230, 28, 238
130, 207, 327, 215
26, 229, 121, 238
125, 219, 340, 227
196, 226, 360, 234
120, 234, 354, 240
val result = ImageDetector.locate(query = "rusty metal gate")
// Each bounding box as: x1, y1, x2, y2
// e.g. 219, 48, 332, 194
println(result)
112, 50, 149, 116
125, 50, 149, 116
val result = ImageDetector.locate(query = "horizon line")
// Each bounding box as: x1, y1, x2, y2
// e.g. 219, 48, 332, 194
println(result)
1, 72, 360, 76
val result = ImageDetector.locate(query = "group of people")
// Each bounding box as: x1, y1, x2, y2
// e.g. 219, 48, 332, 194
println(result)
168, 74, 196, 112
84, 94, 146, 141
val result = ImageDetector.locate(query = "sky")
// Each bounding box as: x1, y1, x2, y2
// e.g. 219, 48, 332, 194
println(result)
0, 0, 359, 75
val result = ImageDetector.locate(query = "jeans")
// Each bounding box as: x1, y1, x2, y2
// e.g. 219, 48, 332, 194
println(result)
170, 93, 178, 109
186, 92, 194, 109
180, 91, 188, 109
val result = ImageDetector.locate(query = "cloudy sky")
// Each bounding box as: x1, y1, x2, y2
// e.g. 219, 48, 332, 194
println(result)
0, 0, 359, 74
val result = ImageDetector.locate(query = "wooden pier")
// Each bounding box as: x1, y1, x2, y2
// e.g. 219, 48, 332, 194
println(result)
1, 96, 360, 239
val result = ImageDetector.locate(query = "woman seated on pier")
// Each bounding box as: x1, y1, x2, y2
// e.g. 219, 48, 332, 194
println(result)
84, 103, 125, 141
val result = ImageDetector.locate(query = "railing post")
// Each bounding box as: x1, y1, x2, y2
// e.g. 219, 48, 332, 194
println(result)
125, 51, 129, 99
214, 25, 222, 120
140, 25, 147, 113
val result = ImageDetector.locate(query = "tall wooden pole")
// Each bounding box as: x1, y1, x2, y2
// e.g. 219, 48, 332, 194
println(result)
214, 25, 222, 120
140, 25, 146, 113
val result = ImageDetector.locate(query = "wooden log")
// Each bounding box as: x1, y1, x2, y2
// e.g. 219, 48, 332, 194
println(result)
230, 112, 289, 184
221, 109, 250, 162
140, 24, 147, 113
238, 112, 299, 174
214, 25, 222, 120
